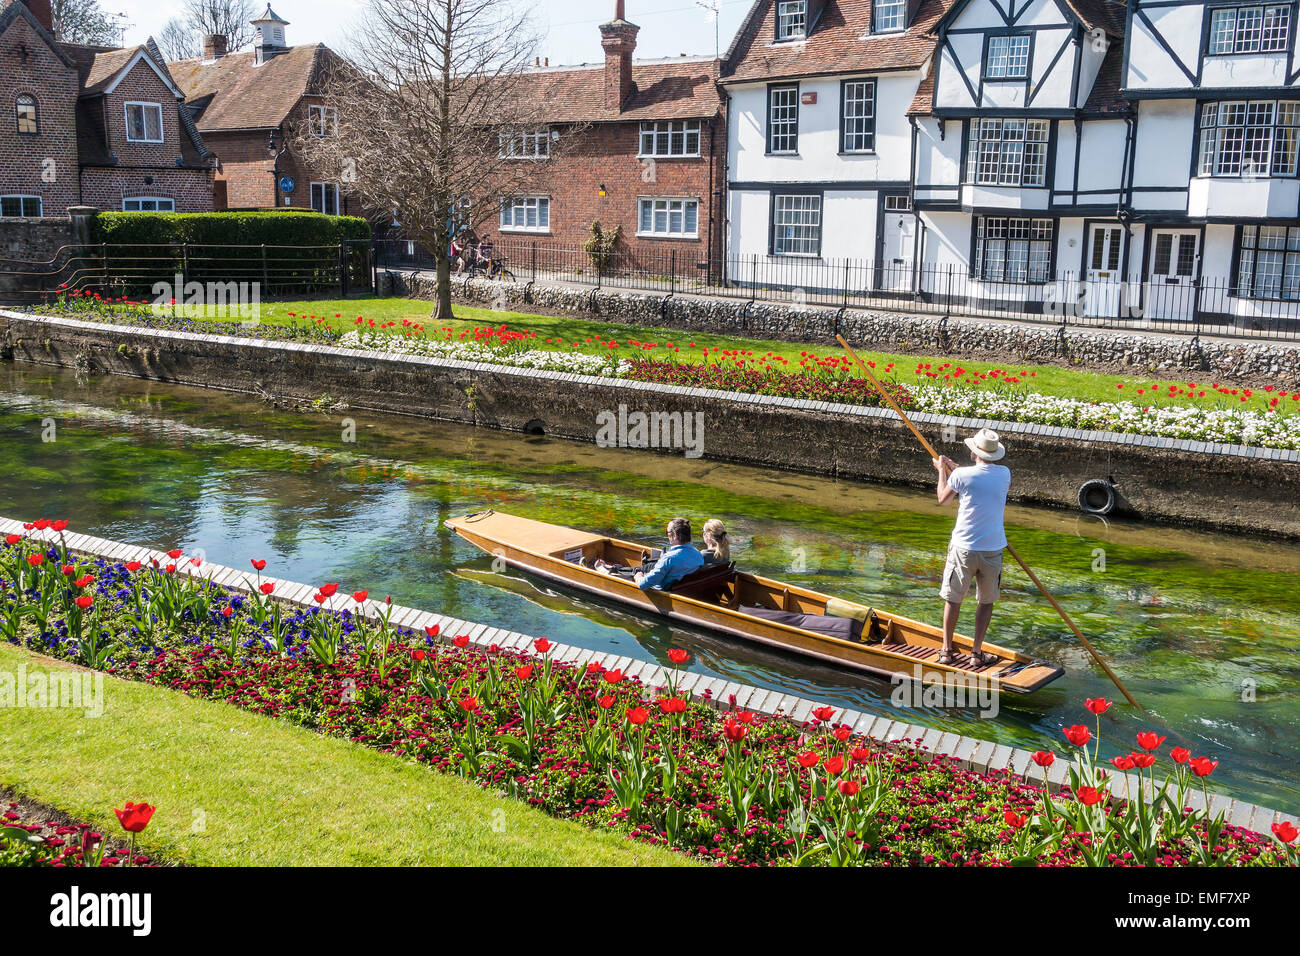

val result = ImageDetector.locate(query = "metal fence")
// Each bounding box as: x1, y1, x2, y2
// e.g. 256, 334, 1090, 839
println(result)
0, 240, 373, 306
373, 236, 1300, 342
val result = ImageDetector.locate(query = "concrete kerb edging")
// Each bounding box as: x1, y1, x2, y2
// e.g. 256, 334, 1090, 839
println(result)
2, 309, 1298, 465
2, 515, 1294, 839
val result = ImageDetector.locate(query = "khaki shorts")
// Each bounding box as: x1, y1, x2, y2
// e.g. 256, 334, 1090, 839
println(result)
939, 547, 1003, 605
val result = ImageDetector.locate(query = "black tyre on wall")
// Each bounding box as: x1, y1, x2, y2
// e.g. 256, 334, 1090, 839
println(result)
1078, 479, 1117, 516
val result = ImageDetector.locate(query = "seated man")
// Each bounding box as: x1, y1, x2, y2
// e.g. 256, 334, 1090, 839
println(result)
635, 518, 704, 591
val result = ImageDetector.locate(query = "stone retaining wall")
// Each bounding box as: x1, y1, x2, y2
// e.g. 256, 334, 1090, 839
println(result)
3, 309, 1299, 538
387, 271, 1300, 389
5, 515, 1291, 835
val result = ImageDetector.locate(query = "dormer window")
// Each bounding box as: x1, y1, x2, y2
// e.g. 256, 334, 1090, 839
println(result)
1207, 5, 1291, 55
124, 102, 164, 143
776, 1, 807, 40
873, 0, 907, 33
985, 35, 1031, 80
309, 105, 337, 136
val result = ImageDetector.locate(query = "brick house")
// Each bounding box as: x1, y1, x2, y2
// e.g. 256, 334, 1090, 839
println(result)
495, 1, 726, 274
0, 0, 213, 217
167, 6, 357, 216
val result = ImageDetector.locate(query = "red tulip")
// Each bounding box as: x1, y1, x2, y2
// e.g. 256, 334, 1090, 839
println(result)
166, 549, 183, 560
837, 780, 860, 797
534, 638, 552, 654
26, 553, 43, 566
833, 727, 851, 742
259, 582, 274, 595
313, 592, 326, 603
458, 696, 480, 713
114, 802, 155, 833
626, 706, 649, 725
1075, 787, 1105, 806
796, 750, 819, 769
164, 563, 177, 574
657, 696, 686, 714
1136, 732, 1166, 751
61, 564, 75, 576
1189, 757, 1218, 777
1063, 725, 1092, 747
51, 520, 67, 532
221, 606, 234, 618
74, 595, 93, 610
411, 649, 426, 662
74, 575, 94, 588
586, 661, 603, 674
850, 746, 872, 764
1170, 747, 1190, 764
452, 635, 469, 648
318, 583, 339, 598
33, 519, 50, 531
1272, 821, 1298, 844
251, 559, 267, 571
597, 695, 615, 709
190, 557, 203, 568
4, 534, 20, 545
515, 664, 534, 680
1032, 750, 1055, 767
823, 755, 845, 775
425, 624, 440, 639
1003, 809, 1028, 829
1110, 754, 1135, 771
603, 669, 624, 684
1130, 753, 1156, 769
352, 590, 369, 603
1084, 698, 1112, 715
811, 705, 836, 723
125, 561, 141, 572
667, 648, 689, 664
735, 710, 756, 724
723, 719, 748, 743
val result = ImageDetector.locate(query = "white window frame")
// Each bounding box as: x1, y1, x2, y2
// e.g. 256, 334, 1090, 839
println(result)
124, 101, 164, 143
308, 105, 337, 137
499, 128, 551, 159
985, 35, 1031, 79
973, 216, 1055, 284
967, 118, 1051, 187
872, 0, 907, 33
637, 197, 700, 239
841, 79, 876, 153
311, 181, 340, 215
1236, 224, 1300, 299
1207, 5, 1292, 55
638, 120, 702, 158
771, 193, 822, 257
0, 194, 42, 217
768, 84, 799, 154
1199, 99, 1300, 177
122, 197, 175, 212
776, 1, 807, 40
500, 195, 550, 232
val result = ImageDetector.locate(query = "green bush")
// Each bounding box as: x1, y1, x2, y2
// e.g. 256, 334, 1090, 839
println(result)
93, 211, 370, 246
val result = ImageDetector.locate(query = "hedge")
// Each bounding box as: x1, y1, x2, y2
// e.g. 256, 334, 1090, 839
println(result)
93, 211, 370, 246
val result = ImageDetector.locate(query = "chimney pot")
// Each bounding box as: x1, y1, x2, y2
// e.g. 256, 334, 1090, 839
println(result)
203, 33, 229, 58
599, 2, 639, 112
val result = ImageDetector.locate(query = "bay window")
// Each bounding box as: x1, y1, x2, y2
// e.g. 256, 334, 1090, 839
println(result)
1199, 100, 1300, 176
973, 216, 1054, 283
967, 118, 1050, 187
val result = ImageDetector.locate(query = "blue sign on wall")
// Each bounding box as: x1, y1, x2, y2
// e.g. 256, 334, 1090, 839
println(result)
279, 176, 296, 194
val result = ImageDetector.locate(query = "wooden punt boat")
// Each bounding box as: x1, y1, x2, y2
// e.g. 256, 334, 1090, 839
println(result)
446, 511, 1065, 695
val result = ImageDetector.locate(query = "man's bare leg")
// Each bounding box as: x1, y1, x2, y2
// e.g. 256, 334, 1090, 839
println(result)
972, 601, 995, 654
942, 600, 962, 654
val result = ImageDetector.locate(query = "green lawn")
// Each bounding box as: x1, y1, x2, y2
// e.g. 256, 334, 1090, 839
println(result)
0, 644, 687, 867
252, 297, 1285, 414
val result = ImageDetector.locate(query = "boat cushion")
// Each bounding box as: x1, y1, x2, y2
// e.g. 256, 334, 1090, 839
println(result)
668, 562, 735, 601
742, 605, 864, 643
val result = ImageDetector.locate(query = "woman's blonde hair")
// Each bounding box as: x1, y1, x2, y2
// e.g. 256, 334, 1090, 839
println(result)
701, 519, 729, 562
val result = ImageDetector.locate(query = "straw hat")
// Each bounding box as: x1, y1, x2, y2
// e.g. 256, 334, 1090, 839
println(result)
964, 428, 1006, 462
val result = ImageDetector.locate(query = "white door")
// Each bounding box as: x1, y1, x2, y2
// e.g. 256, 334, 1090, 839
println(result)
1085, 224, 1124, 318
1146, 229, 1199, 322
879, 196, 915, 292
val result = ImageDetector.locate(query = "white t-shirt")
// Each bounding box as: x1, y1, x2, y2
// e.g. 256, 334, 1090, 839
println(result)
947, 460, 1010, 551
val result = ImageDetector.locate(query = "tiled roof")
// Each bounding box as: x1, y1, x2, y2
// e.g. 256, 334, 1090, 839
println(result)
906, 58, 936, 115
722, 0, 954, 84
513, 58, 723, 123
1082, 39, 1130, 114
168, 44, 329, 131
0, 0, 76, 67
1063, 0, 1127, 37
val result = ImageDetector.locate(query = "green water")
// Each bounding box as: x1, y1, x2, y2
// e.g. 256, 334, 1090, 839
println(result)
1, 363, 1298, 813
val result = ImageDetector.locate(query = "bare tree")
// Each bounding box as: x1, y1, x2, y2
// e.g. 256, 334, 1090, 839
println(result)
51, 0, 119, 45
158, 17, 200, 61
183, 0, 257, 51
291, 0, 581, 320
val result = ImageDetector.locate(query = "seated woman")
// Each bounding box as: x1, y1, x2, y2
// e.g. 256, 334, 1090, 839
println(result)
699, 519, 731, 566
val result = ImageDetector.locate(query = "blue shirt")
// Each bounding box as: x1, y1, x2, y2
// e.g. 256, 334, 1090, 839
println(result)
638, 543, 704, 591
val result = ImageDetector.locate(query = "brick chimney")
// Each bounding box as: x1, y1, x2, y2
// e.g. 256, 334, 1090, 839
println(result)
202, 33, 228, 58
14, 0, 54, 32
599, 0, 639, 113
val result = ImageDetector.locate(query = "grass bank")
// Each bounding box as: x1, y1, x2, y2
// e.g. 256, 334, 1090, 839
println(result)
0, 643, 686, 867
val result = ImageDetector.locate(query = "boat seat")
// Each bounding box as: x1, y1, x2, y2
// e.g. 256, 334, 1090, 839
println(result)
667, 562, 735, 602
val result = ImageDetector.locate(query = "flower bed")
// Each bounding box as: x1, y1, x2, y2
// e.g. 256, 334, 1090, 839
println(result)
1, 795, 160, 868
3, 523, 1295, 868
